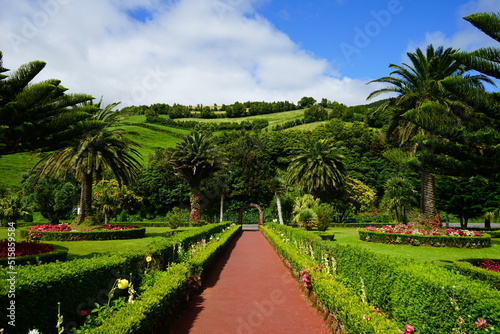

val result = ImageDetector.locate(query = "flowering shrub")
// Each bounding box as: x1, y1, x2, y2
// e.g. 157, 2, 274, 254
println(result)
365, 222, 483, 237
0, 240, 54, 257
360, 223, 490, 248
479, 259, 500, 272
28, 223, 136, 232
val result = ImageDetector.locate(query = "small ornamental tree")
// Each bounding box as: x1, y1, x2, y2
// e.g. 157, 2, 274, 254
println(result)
20, 170, 79, 224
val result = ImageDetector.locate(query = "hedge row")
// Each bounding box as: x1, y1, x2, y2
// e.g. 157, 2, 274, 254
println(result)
0, 222, 232, 333
261, 224, 401, 333
264, 223, 500, 333
19, 227, 147, 241
0, 244, 68, 267
312, 241, 500, 333
80, 225, 241, 334
452, 260, 500, 290
358, 228, 491, 248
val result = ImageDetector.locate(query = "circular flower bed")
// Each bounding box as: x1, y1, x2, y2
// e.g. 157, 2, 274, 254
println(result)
20, 223, 146, 241
0, 239, 68, 266
359, 222, 491, 248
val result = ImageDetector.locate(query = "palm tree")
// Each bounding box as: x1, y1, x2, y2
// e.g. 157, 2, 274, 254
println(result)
0, 51, 93, 155
287, 138, 346, 201
35, 103, 142, 223
269, 170, 287, 225
368, 45, 492, 220
165, 132, 228, 222
381, 176, 417, 223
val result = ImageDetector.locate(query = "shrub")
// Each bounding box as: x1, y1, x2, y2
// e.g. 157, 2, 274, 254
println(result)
453, 260, 500, 290
165, 207, 188, 229
261, 224, 401, 333
0, 243, 68, 266
0, 222, 232, 333
316, 203, 334, 231
19, 226, 146, 241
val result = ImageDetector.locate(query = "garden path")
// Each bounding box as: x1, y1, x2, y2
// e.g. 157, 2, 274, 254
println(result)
170, 230, 330, 334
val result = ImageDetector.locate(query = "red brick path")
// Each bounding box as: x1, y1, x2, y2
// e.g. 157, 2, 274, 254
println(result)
170, 230, 330, 333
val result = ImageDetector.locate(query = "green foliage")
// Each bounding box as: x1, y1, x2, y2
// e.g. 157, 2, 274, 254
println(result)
0, 244, 68, 267
19, 227, 147, 241
358, 228, 492, 248
452, 260, 500, 290
312, 241, 500, 333
20, 170, 79, 224
291, 194, 320, 227
75, 264, 189, 334
315, 203, 335, 231
92, 179, 142, 223
0, 51, 93, 155
380, 176, 417, 223
164, 207, 188, 229
0, 222, 232, 333
303, 105, 328, 123
261, 224, 401, 333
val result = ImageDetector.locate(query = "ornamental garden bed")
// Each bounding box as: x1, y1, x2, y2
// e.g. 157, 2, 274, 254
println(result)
358, 223, 491, 248
0, 239, 68, 266
452, 258, 500, 290
19, 223, 146, 241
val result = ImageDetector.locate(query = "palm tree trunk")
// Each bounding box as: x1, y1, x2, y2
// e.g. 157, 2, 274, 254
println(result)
419, 170, 436, 221
190, 185, 201, 222
276, 192, 284, 225
77, 172, 93, 223
220, 193, 224, 222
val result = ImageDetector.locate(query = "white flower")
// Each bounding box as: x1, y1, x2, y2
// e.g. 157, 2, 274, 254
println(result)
28, 330, 41, 334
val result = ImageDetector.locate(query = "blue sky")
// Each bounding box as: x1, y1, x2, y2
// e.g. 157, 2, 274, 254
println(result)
1, 0, 499, 106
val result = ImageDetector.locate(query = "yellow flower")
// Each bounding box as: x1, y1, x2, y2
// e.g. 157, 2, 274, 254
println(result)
146, 256, 152, 263
117, 279, 129, 290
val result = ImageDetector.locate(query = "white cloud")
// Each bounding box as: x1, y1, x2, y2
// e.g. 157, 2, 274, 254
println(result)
407, 0, 500, 54
0, 0, 379, 107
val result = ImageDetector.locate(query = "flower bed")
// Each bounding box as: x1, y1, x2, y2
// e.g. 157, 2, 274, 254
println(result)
359, 223, 491, 248
453, 259, 500, 290
0, 240, 68, 266
19, 224, 146, 241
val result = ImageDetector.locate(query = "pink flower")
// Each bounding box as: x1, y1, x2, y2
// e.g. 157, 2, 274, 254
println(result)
363, 314, 371, 321
404, 324, 414, 334
299, 270, 309, 275
80, 310, 89, 317
301, 275, 311, 283
475, 318, 488, 329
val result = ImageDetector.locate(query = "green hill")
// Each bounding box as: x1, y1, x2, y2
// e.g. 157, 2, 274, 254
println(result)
0, 109, 332, 189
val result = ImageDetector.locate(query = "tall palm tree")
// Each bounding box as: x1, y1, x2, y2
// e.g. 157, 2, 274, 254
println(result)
269, 169, 287, 225
368, 45, 492, 220
165, 132, 228, 222
35, 103, 142, 223
0, 51, 93, 155
287, 138, 346, 201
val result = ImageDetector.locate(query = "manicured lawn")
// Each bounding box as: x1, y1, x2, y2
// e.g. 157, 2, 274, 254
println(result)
329, 227, 500, 266
2, 224, 499, 264
0, 226, 192, 260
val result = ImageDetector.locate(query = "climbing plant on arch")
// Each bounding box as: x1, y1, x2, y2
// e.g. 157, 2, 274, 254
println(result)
238, 203, 264, 226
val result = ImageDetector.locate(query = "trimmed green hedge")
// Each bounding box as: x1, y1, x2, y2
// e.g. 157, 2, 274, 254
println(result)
77, 264, 189, 334
0, 244, 68, 267
358, 228, 491, 248
0, 222, 232, 333
312, 241, 500, 333
80, 225, 241, 333
264, 223, 500, 333
262, 224, 401, 333
489, 230, 500, 238
453, 260, 500, 290
19, 227, 146, 241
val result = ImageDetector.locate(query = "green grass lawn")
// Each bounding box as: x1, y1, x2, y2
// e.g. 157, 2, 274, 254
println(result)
329, 227, 500, 266
3, 225, 499, 265
0, 226, 192, 260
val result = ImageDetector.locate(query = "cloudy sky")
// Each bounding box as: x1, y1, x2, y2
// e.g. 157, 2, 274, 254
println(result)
1, 0, 500, 107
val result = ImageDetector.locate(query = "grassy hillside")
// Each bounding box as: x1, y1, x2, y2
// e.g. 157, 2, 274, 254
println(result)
184, 108, 306, 129
0, 109, 322, 189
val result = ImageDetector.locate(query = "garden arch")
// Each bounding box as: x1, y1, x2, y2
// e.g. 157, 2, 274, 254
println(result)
238, 203, 264, 227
